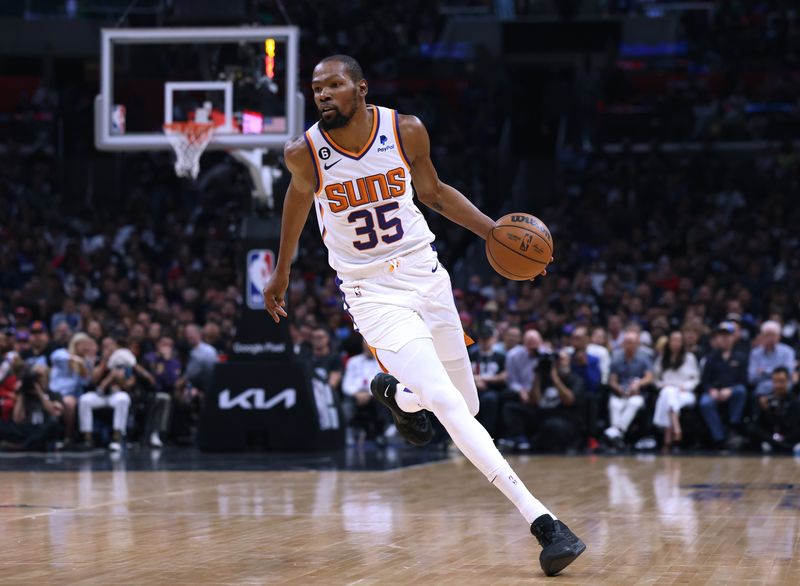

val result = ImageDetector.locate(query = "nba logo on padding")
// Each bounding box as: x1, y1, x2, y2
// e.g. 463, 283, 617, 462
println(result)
246, 249, 276, 310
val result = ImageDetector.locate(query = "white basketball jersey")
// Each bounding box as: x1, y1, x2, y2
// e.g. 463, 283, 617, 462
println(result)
304, 106, 435, 275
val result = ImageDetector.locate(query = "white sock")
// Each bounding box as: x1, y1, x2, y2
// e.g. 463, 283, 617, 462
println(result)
394, 384, 424, 413
488, 460, 555, 524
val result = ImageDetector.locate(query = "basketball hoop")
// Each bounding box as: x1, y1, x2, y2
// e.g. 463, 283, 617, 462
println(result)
163, 121, 216, 179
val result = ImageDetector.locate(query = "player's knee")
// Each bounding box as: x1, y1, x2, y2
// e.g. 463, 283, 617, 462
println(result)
420, 384, 465, 417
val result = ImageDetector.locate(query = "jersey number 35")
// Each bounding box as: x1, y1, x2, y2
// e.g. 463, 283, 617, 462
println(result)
347, 201, 404, 250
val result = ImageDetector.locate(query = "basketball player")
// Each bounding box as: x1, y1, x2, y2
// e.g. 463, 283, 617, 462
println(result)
263, 55, 585, 576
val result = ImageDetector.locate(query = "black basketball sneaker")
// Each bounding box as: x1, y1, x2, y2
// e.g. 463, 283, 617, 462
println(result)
530, 514, 586, 576
370, 373, 433, 446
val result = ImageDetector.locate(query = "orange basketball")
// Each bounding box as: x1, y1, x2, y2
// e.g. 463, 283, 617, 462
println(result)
486, 213, 553, 281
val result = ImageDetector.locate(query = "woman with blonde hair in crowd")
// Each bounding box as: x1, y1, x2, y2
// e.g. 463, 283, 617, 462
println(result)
49, 332, 96, 444
652, 330, 700, 451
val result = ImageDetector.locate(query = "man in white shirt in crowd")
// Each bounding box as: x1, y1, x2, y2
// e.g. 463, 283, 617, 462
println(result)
606, 330, 653, 447
749, 320, 796, 396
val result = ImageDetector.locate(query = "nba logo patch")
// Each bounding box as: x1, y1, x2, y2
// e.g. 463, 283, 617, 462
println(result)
111, 104, 126, 135
246, 249, 276, 310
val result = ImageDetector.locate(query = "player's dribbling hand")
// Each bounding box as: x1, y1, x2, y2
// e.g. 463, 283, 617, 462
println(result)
263, 272, 290, 324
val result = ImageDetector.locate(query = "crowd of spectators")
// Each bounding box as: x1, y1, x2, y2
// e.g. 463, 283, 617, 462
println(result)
0, 135, 240, 449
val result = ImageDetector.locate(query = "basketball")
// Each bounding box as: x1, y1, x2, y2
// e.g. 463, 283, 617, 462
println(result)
486, 213, 554, 280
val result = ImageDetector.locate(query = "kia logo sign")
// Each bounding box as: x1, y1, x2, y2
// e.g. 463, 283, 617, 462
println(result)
219, 388, 297, 410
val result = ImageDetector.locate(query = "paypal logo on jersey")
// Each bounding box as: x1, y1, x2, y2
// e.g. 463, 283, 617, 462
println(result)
377, 134, 396, 153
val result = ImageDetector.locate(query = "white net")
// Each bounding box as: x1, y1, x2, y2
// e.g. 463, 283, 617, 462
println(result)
163, 122, 216, 179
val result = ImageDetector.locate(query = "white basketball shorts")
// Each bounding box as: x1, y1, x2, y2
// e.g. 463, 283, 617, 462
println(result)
335, 245, 467, 361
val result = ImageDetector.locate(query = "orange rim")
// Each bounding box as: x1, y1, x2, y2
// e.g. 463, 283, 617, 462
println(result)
163, 122, 216, 144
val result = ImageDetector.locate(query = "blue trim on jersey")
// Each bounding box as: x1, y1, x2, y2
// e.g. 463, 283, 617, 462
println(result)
319, 107, 381, 161
302, 132, 321, 193
393, 109, 411, 167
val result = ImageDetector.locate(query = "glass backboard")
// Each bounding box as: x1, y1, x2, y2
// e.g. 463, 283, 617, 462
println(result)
95, 26, 301, 151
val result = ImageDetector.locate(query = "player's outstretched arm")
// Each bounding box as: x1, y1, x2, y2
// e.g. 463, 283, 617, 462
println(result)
399, 114, 495, 240
263, 137, 316, 324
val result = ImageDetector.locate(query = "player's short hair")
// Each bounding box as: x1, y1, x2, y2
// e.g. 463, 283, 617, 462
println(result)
319, 54, 364, 82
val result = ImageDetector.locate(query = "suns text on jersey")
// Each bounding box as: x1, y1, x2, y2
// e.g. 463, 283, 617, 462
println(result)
323, 167, 406, 212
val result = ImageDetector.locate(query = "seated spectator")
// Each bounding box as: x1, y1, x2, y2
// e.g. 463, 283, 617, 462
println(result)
569, 327, 601, 394
202, 322, 224, 355
0, 364, 64, 451
51, 321, 73, 350
607, 315, 624, 353
341, 338, 386, 442
86, 320, 104, 343
505, 329, 544, 397
614, 324, 655, 362
588, 327, 611, 385
50, 297, 81, 333
748, 320, 796, 397
569, 326, 602, 443
1, 327, 21, 422
127, 322, 147, 359
290, 322, 313, 359
699, 322, 748, 448
155, 332, 195, 445
652, 331, 700, 450
605, 330, 653, 446
14, 331, 32, 364
682, 324, 709, 364
184, 324, 219, 398
79, 348, 134, 451
469, 323, 508, 437
143, 321, 161, 356
747, 367, 800, 454
22, 321, 55, 368
135, 336, 177, 448
48, 332, 96, 443
309, 327, 343, 432
503, 351, 584, 452
726, 313, 751, 355
493, 325, 521, 358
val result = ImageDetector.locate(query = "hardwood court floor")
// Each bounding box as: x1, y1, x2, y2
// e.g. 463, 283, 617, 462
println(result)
1, 455, 799, 585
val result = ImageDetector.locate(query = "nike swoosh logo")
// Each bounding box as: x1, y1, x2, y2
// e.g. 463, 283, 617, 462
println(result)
323, 159, 342, 170
384, 384, 391, 398
431, 261, 439, 273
